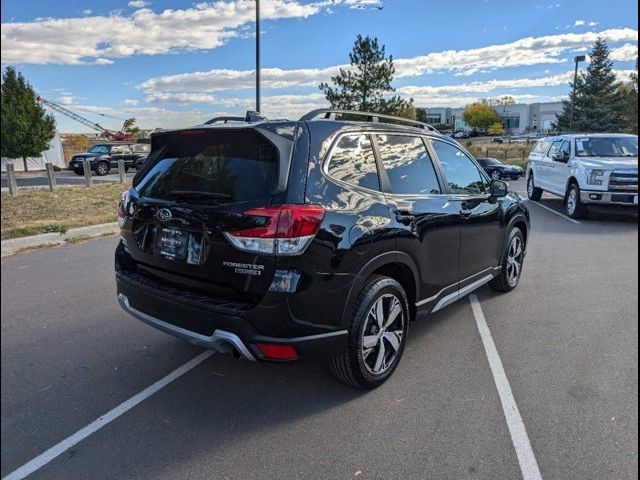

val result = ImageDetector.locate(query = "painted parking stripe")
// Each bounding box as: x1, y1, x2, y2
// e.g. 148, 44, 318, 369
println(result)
469, 295, 543, 480
3, 351, 214, 480
527, 200, 581, 225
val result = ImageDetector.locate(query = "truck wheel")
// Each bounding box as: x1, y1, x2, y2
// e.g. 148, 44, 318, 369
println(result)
95, 162, 110, 176
527, 174, 543, 201
491, 227, 525, 292
329, 276, 409, 389
565, 183, 587, 219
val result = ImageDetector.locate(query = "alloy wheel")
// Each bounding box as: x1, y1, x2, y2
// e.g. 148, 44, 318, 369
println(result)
361, 294, 405, 375
566, 187, 578, 216
506, 236, 524, 287
492, 170, 502, 180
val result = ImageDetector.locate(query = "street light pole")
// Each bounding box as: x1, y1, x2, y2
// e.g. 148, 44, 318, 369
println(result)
570, 55, 586, 132
256, 0, 261, 113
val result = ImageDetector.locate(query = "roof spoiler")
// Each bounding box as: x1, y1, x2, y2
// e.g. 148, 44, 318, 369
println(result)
205, 110, 269, 125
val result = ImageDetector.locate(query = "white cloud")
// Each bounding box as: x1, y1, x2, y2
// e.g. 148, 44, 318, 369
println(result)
588, 21, 599, 27
1, 0, 331, 65
122, 98, 139, 106
574, 20, 586, 27
138, 28, 639, 95
343, 0, 383, 9
128, 0, 149, 7
610, 43, 638, 62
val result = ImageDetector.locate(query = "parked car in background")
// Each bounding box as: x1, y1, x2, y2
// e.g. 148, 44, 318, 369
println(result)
492, 137, 505, 144
454, 131, 470, 139
478, 158, 525, 180
527, 134, 638, 218
116, 109, 530, 388
69, 143, 151, 176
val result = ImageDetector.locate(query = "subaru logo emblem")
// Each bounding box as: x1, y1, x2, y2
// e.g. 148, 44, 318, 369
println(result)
155, 208, 172, 222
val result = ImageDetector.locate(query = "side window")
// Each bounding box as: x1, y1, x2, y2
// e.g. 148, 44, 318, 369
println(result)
111, 145, 125, 154
547, 140, 563, 158
560, 140, 571, 157
327, 134, 380, 191
376, 135, 441, 195
531, 140, 550, 155
431, 140, 489, 195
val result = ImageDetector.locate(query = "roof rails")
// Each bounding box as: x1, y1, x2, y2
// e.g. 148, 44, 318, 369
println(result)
205, 110, 269, 125
300, 108, 439, 133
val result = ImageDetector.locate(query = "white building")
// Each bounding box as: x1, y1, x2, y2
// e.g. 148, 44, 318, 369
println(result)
419, 101, 564, 134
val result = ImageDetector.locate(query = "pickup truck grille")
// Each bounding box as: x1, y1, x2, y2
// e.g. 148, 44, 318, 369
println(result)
609, 170, 638, 192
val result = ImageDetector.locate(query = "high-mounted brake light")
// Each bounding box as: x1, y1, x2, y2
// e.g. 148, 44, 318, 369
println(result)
224, 204, 325, 256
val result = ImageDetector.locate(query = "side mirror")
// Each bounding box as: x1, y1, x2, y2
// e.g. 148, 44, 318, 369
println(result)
490, 180, 508, 198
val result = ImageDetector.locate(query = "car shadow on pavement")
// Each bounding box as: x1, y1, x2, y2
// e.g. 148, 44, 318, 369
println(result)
41, 305, 471, 479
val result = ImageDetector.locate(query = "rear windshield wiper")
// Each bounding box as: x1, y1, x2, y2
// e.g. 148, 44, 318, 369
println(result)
169, 190, 233, 200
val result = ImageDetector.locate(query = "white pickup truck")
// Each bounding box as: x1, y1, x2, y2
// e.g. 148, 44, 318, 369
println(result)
526, 134, 638, 219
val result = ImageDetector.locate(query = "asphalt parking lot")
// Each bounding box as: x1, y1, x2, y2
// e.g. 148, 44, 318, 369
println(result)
1, 180, 638, 480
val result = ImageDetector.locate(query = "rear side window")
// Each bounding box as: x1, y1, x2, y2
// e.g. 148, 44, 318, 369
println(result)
531, 140, 551, 155
431, 140, 489, 195
376, 135, 441, 195
135, 130, 278, 202
327, 134, 380, 191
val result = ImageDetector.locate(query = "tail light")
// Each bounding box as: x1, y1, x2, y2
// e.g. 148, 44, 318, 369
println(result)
224, 204, 325, 256
256, 343, 299, 360
117, 191, 129, 225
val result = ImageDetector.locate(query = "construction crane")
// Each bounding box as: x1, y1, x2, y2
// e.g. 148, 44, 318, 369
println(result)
37, 97, 133, 141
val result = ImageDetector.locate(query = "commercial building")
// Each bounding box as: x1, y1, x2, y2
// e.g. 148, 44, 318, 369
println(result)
419, 101, 564, 134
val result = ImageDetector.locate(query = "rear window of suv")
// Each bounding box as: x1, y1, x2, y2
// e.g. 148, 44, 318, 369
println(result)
135, 130, 278, 202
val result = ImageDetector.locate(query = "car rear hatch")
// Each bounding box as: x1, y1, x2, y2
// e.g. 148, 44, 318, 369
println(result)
121, 125, 299, 303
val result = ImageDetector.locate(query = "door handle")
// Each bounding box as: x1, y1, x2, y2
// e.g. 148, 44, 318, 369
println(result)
394, 211, 416, 225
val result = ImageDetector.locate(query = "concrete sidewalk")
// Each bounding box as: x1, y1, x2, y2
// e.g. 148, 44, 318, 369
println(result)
1, 222, 119, 256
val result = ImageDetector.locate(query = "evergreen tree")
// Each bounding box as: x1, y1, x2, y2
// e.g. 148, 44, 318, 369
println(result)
320, 35, 412, 116
1, 67, 56, 171
620, 59, 638, 133
555, 38, 627, 132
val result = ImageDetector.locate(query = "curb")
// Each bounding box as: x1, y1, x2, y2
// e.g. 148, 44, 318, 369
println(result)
1, 223, 119, 257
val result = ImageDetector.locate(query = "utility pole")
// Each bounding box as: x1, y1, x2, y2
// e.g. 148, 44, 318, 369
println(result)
570, 55, 586, 131
256, 0, 261, 113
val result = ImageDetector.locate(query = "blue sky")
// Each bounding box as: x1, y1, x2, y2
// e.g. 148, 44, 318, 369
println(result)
1, 0, 638, 132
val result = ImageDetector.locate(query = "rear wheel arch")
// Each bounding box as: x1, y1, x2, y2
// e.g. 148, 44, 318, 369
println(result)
341, 252, 419, 327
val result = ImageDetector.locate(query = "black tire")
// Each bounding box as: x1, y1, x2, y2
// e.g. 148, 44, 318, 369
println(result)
527, 173, 543, 201
491, 170, 503, 181
491, 227, 525, 292
329, 276, 409, 389
95, 162, 110, 176
565, 183, 588, 219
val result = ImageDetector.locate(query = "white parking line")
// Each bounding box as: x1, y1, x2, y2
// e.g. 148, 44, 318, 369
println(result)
469, 295, 543, 480
3, 351, 214, 480
527, 200, 581, 225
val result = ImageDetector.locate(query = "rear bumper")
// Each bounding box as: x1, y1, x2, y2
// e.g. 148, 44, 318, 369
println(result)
581, 190, 638, 206
115, 271, 348, 361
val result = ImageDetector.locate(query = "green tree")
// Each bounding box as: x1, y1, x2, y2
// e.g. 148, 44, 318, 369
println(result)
620, 59, 638, 133
319, 35, 412, 116
462, 103, 500, 132
1, 67, 56, 171
555, 38, 627, 132
121, 117, 140, 136
415, 108, 428, 123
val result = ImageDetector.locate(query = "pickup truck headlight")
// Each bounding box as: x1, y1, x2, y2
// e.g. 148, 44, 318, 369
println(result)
586, 169, 606, 186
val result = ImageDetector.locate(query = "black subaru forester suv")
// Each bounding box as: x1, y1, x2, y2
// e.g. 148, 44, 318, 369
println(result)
116, 110, 530, 388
